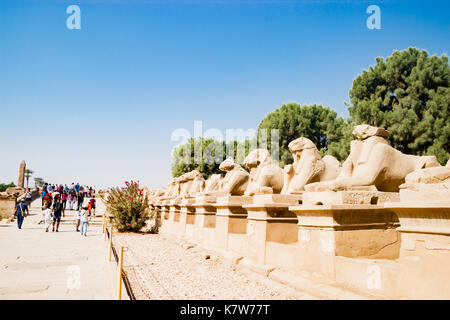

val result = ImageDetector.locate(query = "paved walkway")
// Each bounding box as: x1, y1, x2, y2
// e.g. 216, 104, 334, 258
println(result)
0, 198, 114, 299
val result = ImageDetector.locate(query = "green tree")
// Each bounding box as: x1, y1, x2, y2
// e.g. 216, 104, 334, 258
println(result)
171, 138, 252, 178
349, 47, 450, 164
24, 169, 34, 189
257, 103, 350, 167
0, 182, 16, 192
34, 177, 45, 188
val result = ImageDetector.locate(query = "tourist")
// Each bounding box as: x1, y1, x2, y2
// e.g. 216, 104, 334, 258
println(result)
52, 198, 64, 232
44, 192, 52, 208
75, 207, 81, 232
42, 204, 52, 232
61, 191, 67, 210
68, 191, 75, 210
77, 191, 84, 211
41, 188, 47, 207
15, 199, 28, 230
75, 183, 80, 193
80, 206, 90, 237
89, 197, 96, 216
25, 189, 32, 208
47, 184, 53, 193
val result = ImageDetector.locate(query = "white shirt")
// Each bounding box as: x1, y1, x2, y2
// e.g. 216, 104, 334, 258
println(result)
43, 209, 52, 221
76, 210, 81, 220
80, 209, 89, 222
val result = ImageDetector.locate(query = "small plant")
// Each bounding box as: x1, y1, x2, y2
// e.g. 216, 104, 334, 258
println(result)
103, 180, 150, 232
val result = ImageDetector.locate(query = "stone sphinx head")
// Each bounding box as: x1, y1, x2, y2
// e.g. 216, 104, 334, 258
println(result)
243, 149, 274, 169
352, 124, 389, 140
219, 157, 238, 171
243, 149, 284, 195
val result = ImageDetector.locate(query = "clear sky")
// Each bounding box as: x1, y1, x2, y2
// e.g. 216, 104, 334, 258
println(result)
0, 0, 449, 189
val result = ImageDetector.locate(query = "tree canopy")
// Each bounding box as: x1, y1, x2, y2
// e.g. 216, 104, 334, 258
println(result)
257, 103, 350, 167
170, 47, 449, 179
171, 138, 252, 179
349, 47, 449, 164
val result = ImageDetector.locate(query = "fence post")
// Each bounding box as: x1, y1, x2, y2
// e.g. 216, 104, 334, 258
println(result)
117, 246, 127, 300
108, 225, 113, 262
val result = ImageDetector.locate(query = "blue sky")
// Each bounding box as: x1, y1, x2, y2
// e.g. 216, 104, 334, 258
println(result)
0, 0, 449, 189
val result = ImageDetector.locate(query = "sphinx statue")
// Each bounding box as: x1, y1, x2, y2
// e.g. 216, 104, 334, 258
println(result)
186, 170, 205, 196
160, 178, 181, 199
243, 149, 284, 196
305, 124, 441, 192
398, 160, 450, 202
202, 174, 222, 194
203, 157, 249, 196
281, 137, 341, 194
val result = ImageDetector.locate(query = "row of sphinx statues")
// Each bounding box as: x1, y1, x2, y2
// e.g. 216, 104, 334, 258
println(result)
148, 124, 450, 201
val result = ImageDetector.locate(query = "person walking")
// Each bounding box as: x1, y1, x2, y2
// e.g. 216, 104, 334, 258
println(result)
80, 206, 90, 237
52, 198, 64, 232
89, 197, 96, 216
41, 188, 47, 207
77, 191, 84, 211
15, 199, 28, 229
68, 191, 75, 210
25, 189, 32, 209
42, 204, 52, 232
75, 207, 81, 232
61, 191, 68, 210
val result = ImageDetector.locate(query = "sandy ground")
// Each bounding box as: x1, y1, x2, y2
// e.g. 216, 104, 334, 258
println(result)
0, 198, 114, 299
114, 232, 318, 300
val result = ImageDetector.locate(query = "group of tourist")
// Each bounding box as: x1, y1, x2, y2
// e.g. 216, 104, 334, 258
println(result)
14, 182, 97, 236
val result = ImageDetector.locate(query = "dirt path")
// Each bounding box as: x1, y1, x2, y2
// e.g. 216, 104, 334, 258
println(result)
114, 232, 318, 300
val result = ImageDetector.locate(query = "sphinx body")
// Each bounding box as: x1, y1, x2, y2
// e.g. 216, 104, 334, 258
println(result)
281, 137, 341, 194
306, 125, 441, 192
243, 149, 284, 196
202, 174, 222, 194
203, 158, 249, 196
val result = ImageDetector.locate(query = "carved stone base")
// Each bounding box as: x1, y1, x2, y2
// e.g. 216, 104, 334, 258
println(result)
385, 202, 450, 299
302, 190, 399, 206
243, 195, 301, 272
213, 196, 252, 254
289, 204, 400, 281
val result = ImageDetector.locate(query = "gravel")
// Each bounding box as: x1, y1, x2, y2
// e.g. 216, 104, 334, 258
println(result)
113, 232, 298, 300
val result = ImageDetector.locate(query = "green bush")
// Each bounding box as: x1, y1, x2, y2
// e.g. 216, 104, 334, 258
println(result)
0, 182, 16, 192
103, 181, 150, 232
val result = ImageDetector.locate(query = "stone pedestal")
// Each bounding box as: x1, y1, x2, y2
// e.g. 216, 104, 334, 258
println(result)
158, 200, 171, 235
168, 198, 181, 236
289, 204, 400, 282
242, 194, 302, 273
213, 196, 252, 255
303, 190, 399, 206
385, 201, 450, 299
179, 197, 196, 240
193, 196, 217, 247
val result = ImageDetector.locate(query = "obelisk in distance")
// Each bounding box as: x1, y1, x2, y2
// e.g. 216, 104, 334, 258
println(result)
18, 160, 26, 189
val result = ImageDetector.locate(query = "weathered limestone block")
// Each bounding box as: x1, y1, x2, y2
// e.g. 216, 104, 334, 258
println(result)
399, 165, 450, 202
243, 149, 284, 196
213, 195, 252, 256
193, 195, 217, 247
289, 204, 400, 281
242, 194, 302, 274
0, 193, 17, 219
281, 137, 341, 194
179, 197, 197, 240
18, 160, 26, 189
302, 187, 400, 206
385, 202, 450, 299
